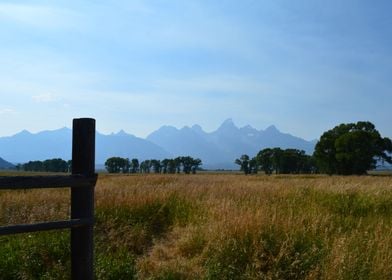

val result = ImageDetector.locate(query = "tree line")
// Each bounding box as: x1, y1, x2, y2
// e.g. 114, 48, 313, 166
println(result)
236, 121, 392, 175
105, 156, 202, 174
235, 148, 316, 175
16, 158, 71, 173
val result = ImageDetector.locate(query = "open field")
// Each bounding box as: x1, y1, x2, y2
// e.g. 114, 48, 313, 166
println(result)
1, 173, 392, 279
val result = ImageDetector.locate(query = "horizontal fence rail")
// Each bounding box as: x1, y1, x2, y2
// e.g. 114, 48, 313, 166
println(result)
0, 118, 96, 280
0, 174, 97, 190
0, 218, 93, 236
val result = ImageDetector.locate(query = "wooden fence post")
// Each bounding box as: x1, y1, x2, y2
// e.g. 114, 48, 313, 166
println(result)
71, 118, 96, 280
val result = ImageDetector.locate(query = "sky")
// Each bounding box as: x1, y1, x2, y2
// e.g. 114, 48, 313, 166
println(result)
0, 0, 391, 140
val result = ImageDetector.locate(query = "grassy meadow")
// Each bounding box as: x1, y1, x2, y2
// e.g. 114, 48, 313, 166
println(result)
1, 173, 392, 279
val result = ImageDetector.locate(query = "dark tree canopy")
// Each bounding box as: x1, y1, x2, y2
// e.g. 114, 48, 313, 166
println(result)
105, 157, 130, 173
105, 156, 202, 174
256, 148, 274, 175
130, 158, 139, 173
313, 121, 392, 175
235, 154, 251, 174
22, 158, 69, 173
236, 149, 315, 175
256, 148, 315, 175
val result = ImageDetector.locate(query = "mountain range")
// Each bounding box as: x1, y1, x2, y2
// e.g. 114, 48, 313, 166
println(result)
0, 119, 317, 169
0, 157, 14, 169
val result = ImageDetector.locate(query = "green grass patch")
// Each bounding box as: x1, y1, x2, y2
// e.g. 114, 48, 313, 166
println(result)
95, 250, 137, 280
0, 231, 70, 280
204, 227, 326, 280
3, 175, 392, 278
318, 190, 392, 218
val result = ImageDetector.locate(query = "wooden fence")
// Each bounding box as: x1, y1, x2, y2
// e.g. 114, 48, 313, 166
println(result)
0, 118, 97, 280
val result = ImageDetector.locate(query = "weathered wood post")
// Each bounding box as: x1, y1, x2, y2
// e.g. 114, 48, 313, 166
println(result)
71, 118, 96, 280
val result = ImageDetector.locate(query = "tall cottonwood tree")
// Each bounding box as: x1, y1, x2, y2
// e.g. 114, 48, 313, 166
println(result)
314, 121, 392, 175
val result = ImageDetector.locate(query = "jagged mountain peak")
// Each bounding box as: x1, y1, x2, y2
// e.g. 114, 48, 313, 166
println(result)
115, 129, 129, 136
191, 124, 203, 131
157, 125, 178, 132
217, 118, 238, 131
241, 124, 257, 131
14, 129, 32, 137
147, 125, 179, 139
222, 118, 235, 125
191, 124, 206, 136
264, 125, 279, 133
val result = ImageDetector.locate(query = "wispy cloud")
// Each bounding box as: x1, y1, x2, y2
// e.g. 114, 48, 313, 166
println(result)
32, 93, 59, 103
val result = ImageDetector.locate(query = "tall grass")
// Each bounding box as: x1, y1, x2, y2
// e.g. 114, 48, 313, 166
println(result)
1, 174, 392, 279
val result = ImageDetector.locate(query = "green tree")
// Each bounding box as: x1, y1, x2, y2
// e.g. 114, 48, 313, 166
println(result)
235, 154, 250, 174
298, 154, 317, 174
174, 157, 182, 174
122, 158, 130, 173
256, 148, 316, 174
105, 157, 129, 173
140, 160, 152, 173
43, 158, 68, 172
23, 160, 44, 172
22, 159, 69, 173
181, 156, 194, 174
130, 158, 139, 173
167, 159, 177, 174
150, 159, 161, 173
270, 148, 284, 174
314, 121, 392, 175
248, 157, 258, 174
161, 159, 170, 173
256, 148, 274, 175
191, 158, 202, 174
279, 149, 302, 174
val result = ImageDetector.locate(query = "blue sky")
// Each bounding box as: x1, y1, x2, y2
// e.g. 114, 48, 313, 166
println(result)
0, 0, 391, 140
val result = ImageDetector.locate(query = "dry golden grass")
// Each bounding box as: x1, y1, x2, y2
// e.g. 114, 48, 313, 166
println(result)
2, 173, 392, 279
